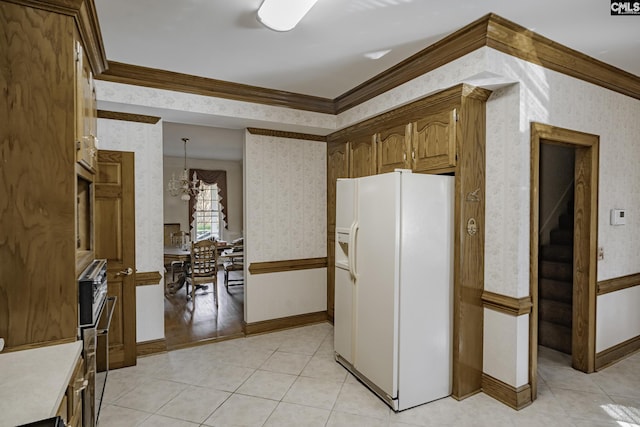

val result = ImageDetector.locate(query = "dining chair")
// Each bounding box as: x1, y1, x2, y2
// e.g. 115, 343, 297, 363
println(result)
188, 239, 218, 306
168, 231, 190, 283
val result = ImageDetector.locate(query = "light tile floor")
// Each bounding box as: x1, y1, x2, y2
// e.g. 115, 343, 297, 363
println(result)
99, 323, 640, 426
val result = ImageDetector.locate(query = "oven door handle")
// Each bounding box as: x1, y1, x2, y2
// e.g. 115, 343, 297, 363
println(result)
97, 296, 117, 336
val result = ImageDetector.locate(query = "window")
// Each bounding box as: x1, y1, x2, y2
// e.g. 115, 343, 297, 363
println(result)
194, 183, 220, 241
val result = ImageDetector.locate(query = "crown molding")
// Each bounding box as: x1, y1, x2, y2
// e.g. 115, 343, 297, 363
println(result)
90, 13, 640, 116
6, 0, 108, 74
333, 14, 490, 114
97, 110, 161, 124
247, 127, 327, 142
485, 13, 640, 102
97, 61, 336, 115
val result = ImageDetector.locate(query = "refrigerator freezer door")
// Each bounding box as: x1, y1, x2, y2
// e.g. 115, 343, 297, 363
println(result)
353, 172, 401, 400
334, 267, 354, 364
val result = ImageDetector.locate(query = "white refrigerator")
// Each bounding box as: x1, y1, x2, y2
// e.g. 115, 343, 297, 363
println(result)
334, 170, 454, 411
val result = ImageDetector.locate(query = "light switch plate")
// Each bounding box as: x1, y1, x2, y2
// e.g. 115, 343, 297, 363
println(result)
610, 209, 626, 225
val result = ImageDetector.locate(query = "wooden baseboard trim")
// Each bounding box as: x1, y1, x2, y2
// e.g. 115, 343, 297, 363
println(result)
244, 311, 328, 335
166, 332, 246, 352
481, 290, 532, 316
595, 335, 640, 370
597, 273, 640, 296
248, 257, 328, 275
136, 338, 167, 357
481, 373, 532, 410
135, 271, 163, 287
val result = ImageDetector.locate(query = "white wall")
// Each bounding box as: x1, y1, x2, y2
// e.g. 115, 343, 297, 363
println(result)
163, 156, 243, 242
96, 118, 165, 343
244, 131, 327, 323
482, 49, 640, 384
97, 45, 640, 384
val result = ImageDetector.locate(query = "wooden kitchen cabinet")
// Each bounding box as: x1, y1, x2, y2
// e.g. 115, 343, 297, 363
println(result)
376, 123, 411, 173
58, 356, 86, 427
412, 109, 457, 173
0, 0, 106, 351
348, 134, 376, 178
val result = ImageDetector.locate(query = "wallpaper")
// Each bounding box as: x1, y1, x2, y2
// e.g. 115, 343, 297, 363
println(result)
96, 80, 336, 134
96, 118, 165, 343
244, 133, 327, 263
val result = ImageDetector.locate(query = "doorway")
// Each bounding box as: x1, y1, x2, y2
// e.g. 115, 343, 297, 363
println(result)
162, 123, 245, 350
529, 122, 599, 399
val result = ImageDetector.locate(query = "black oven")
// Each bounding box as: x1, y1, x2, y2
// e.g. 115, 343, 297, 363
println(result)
78, 259, 115, 427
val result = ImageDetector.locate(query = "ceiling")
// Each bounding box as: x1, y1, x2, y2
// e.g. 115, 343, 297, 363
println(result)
95, 0, 640, 100
94, 1, 640, 160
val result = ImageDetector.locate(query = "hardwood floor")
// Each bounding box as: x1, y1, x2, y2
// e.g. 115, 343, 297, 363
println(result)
164, 270, 244, 350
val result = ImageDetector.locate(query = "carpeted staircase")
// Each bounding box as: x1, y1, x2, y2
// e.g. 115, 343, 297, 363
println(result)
539, 198, 574, 354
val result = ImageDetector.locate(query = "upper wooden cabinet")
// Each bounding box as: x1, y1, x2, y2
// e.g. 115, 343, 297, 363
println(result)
349, 134, 376, 178
412, 109, 457, 173
75, 40, 98, 173
0, 1, 104, 351
376, 123, 411, 173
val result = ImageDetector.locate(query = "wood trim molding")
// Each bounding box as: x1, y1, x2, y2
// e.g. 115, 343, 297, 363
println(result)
88, 13, 640, 116
595, 335, 640, 371
481, 291, 532, 316
8, 0, 108, 74
135, 271, 162, 287
247, 127, 327, 142
597, 273, 640, 295
333, 14, 490, 113
485, 14, 640, 104
328, 84, 491, 143
481, 373, 532, 410
244, 311, 328, 335
97, 61, 335, 114
136, 338, 167, 357
98, 110, 161, 124
248, 257, 328, 275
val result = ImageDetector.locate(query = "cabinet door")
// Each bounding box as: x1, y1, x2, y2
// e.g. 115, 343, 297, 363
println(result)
75, 41, 97, 172
377, 123, 411, 173
327, 141, 349, 229
412, 109, 457, 172
349, 134, 375, 178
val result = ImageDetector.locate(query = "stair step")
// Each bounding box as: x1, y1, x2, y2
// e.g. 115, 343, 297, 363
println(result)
558, 213, 573, 230
541, 245, 573, 263
539, 279, 573, 303
550, 229, 573, 245
539, 299, 572, 326
539, 320, 571, 355
540, 260, 573, 282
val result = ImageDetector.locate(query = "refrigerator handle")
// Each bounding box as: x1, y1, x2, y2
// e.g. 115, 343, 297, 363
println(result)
349, 221, 359, 280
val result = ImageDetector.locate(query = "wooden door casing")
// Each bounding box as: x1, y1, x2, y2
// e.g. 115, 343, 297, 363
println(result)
95, 150, 137, 369
412, 109, 457, 172
377, 123, 411, 173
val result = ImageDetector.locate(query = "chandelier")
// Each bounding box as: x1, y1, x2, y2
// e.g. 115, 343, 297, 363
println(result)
167, 137, 201, 201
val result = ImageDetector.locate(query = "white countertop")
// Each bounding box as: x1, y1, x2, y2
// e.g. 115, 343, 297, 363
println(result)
0, 341, 82, 427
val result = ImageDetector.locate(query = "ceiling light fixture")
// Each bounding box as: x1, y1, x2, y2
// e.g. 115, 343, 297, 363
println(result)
167, 138, 202, 201
257, 0, 319, 32
364, 49, 391, 60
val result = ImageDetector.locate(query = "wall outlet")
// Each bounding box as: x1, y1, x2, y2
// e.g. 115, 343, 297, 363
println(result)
598, 247, 604, 261
0, 338, 4, 352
